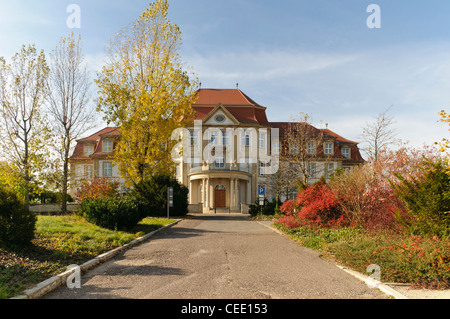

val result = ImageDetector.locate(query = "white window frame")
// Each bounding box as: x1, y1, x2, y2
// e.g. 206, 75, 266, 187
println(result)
222, 131, 229, 146
210, 131, 219, 146
190, 130, 198, 146
242, 132, 250, 146
307, 142, 315, 155
325, 163, 334, 178
324, 142, 334, 155
103, 139, 113, 153
258, 161, 265, 176
84, 144, 94, 157
342, 148, 350, 159
214, 156, 225, 168
103, 162, 112, 177
258, 133, 265, 148
84, 165, 93, 179
308, 163, 316, 179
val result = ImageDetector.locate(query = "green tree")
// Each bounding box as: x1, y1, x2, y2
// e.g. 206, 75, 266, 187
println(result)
391, 159, 450, 236
95, 0, 198, 185
0, 45, 50, 210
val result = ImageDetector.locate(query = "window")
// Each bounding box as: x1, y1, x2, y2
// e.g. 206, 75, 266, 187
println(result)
307, 142, 315, 155
84, 144, 94, 157
308, 163, 316, 179
84, 165, 93, 179
290, 143, 298, 155
258, 133, 265, 148
258, 161, 265, 176
222, 131, 229, 146
325, 163, 334, 178
272, 142, 280, 155
103, 162, 112, 177
242, 132, 250, 146
215, 115, 225, 123
190, 131, 198, 146
342, 148, 350, 159
210, 131, 219, 145
214, 156, 225, 168
103, 139, 113, 153
324, 142, 334, 155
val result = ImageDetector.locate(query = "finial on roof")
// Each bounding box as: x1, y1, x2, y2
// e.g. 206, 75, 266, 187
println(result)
326, 123, 328, 129
236, 82, 239, 89
199, 82, 202, 88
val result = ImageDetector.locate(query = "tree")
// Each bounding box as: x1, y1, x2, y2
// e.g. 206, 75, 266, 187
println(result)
360, 106, 397, 162
280, 113, 325, 187
47, 33, 95, 213
95, 0, 198, 186
0, 45, 50, 210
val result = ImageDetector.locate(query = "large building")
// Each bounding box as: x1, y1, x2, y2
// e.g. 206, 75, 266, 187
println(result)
69, 88, 364, 213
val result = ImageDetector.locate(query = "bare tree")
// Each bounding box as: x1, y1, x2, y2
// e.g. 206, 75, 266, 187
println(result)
281, 113, 325, 187
0, 45, 50, 210
46, 33, 95, 213
360, 106, 397, 162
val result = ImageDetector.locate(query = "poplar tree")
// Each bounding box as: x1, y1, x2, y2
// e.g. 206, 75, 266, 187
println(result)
0, 45, 50, 210
95, 0, 198, 185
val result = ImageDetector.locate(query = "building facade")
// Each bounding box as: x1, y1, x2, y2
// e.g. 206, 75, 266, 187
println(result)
69, 88, 364, 213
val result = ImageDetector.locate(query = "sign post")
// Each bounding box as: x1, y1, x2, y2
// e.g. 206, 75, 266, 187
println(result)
167, 187, 173, 219
258, 187, 265, 216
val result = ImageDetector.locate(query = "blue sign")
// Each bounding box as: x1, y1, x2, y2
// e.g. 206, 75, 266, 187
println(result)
258, 187, 265, 195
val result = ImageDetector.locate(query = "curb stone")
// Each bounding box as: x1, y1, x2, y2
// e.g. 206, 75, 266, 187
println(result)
10, 219, 182, 299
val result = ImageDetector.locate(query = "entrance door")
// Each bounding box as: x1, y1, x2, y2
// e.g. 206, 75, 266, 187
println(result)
214, 185, 226, 207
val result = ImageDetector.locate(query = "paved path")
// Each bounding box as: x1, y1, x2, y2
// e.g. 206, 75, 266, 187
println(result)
44, 214, 388, 299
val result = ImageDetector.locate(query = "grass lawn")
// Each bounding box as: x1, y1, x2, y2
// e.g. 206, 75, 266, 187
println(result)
273, 223, 450, 289
0, 214, 176, 299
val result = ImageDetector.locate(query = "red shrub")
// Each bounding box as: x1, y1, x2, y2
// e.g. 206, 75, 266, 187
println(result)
75, 176, 120, 202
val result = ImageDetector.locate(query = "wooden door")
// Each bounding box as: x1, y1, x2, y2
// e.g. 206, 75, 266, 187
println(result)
214, 190, 226, 207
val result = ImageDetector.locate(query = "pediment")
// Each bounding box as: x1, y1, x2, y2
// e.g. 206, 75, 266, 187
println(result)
203, 104, 240, 126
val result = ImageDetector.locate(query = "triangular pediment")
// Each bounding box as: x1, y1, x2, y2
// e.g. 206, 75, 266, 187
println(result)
202, 104, 240, 126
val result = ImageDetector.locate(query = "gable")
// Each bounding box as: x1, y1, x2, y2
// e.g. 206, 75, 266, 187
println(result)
202, 104, 240, 126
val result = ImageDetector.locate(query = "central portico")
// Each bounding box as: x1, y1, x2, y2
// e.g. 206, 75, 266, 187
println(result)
178, 88, 273, 213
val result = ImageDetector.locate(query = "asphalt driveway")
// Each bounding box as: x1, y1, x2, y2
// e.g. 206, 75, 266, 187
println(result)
43, 214, 389, 299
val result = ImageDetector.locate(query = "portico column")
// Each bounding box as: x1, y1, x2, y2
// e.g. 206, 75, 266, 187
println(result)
235, 179, 239, 209
189, 180, 193, 204
206, 178, 210, 208
247, 180, 251, 204
230, 178, 235, 208
202, 178, 205, 207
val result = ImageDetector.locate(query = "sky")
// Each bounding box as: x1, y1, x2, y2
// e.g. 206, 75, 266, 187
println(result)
0, 0, 449, 152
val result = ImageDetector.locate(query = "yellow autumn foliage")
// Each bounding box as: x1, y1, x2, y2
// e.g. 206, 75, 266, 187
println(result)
95, 0, 198, 185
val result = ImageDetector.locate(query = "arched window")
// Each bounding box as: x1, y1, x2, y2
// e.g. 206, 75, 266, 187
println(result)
215, 184, 226, 190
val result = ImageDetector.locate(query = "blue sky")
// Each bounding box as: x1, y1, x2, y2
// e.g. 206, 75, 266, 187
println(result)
0, 0, 449, 150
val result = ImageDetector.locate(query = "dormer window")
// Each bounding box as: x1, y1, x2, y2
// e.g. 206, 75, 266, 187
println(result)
84, 144, 94, 157
324, 142, 334, 155
342, 148, 351, 159
103, 139, 113, 153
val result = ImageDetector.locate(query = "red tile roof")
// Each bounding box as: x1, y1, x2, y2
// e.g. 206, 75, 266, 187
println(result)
194, 89, 262, 107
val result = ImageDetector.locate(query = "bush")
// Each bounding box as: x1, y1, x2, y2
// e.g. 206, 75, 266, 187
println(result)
129, 174, 189, 217
328, 166, 405, 231
391, 159, 450, 237
77, 197, 146, 231
0, 187, 36, 247
75, 176, 120, 202
249, 197, 283, 217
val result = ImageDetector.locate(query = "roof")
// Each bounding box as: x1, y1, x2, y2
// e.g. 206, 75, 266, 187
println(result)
194, 89, 262, 107
192, 89, 269, 125
71, 127, 120, 160
320, 129, 358, 144
269, 122, 323, 137
77, 127, 120, 142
